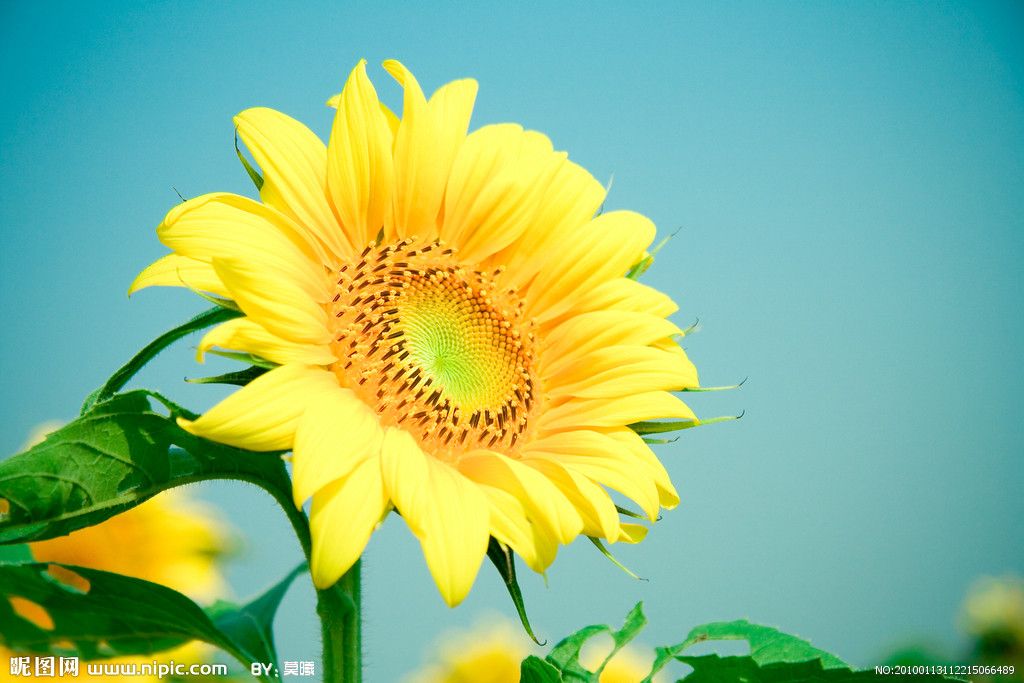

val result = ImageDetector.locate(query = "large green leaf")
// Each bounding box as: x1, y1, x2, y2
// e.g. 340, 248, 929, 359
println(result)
544, 603, 647, 681
0, 562, 231, 661
0, 562, 303, 682
651, 619, 962, 683
525, 605, 964, 683
520, 655, 561, 683
646, 619, 847, 679
208, 563, 307, 675
0, 390, 291, 545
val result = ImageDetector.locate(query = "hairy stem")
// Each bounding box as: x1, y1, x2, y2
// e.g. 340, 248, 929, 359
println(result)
318, 562, 361, 683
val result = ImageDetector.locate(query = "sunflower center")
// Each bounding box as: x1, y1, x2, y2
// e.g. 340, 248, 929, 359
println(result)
329, 238, 535, 459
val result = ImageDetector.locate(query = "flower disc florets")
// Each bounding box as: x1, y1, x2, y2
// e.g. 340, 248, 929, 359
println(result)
330, 238, 535, 459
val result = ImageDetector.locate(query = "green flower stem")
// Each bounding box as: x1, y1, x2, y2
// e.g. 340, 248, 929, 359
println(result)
317, 562, 361, 683
261, 474, 360, 683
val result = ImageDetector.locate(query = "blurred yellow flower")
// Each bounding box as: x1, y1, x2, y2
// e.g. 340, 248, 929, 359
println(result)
28, 489, 230, 604
2, 423, 234, 681
134, 58, 699, 606
406, 620, 526, 683
962, 575, 1024, 645
405, 618, 661, 683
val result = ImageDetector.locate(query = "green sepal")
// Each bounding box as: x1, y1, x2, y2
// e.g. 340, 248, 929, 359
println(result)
627, 227, 681, 280
235, 128, 264, 191
187, 287, 242, 313
0, 390, 290, 545
630, 412, 744, 437
681, 377, 747, 392
187, 365, 269, 387
614, 504, 647, 520
679, 318, 701, 337
486, 538, 544, 645
588, 537, 645, 581
595, 174, 615, 217
81, 306, 242, 414
205, 349, 279, 370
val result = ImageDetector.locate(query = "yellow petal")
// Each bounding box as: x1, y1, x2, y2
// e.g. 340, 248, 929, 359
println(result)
540, 311, 682, 374
538, 391, 696, 432
562, 277, 679, 319
326, 60, 395, 251
440, 124, 562, 263
605, 426, 680, 509
526, 211, 656, 323
178, 364, 339, 451
197, 317, 336, 367
476, 484, 553, 573
544, 345, 699, 399
328, 90, 400, 137
128, 253, 229, 297
212, 256, 330, 346
234, 107, 348, 263
160, 192, 322, 266
459, 450, 583, 546
156, 191, 327, 303
523, 458, 620, 541
292, 387, 384, 507
380, 428, 489, 606
617, 523, 649, 544
522, 430, 661, 520
487, 158, 606, 291
383, 60, 476, 239
309, 457, 388, 588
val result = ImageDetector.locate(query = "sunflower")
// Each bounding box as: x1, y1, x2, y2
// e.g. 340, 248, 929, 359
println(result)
131, 59, 699, 606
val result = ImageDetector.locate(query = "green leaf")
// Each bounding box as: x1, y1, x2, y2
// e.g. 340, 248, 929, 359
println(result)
0, 390, 291, 545
186, 365, 269, 387
520, 655, 562, 683
207, 563, 307, 674
546, 603, 647, 682
655, 619, 848, 676
647, 618, 864, 683
0, 562, 288, 682
0, 543, 33, 564
81, 306, 242, 414
676, 655, 861, 683
528, 606, 964, 683
235, 129, 264, 191
486, 538, 544, 645
0, 562, 226, 659
675, 653, 966, 683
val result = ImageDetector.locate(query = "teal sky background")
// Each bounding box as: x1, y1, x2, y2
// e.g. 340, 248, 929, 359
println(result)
2, 1, 1022, 679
